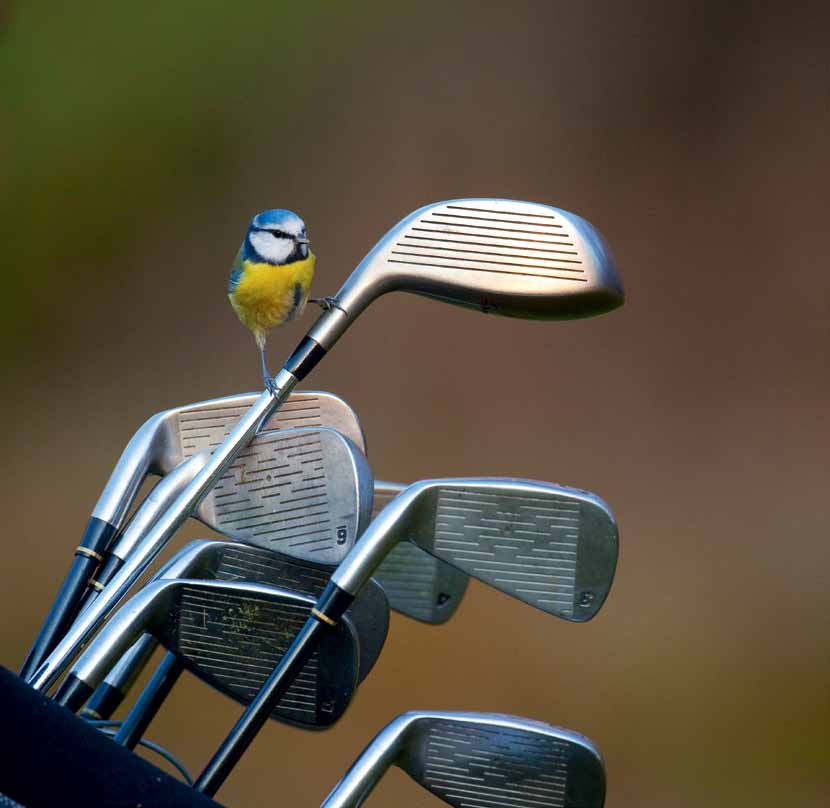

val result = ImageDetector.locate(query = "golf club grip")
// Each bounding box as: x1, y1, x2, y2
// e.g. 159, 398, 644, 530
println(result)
114, 653, 184, 749
195, 581, 354, 795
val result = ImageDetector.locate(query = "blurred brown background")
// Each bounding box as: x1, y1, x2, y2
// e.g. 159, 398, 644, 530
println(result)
2, 1, 829, 805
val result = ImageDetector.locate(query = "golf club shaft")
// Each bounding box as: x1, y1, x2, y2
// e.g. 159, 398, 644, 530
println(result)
194, 580, 354, 795
113, 653, 184, 749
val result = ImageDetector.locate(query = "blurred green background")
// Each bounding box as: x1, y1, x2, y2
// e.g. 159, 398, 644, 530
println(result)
2, 1, 829, 805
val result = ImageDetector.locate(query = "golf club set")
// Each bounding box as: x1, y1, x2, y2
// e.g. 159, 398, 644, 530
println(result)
10, 199, 624, 806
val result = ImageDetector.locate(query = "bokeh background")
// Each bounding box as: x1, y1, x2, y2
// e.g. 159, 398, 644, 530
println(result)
2, 1, 829, 805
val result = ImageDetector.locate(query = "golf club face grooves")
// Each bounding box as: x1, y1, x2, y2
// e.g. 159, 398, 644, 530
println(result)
93, 390, 364, 526
405, 480, 617, 621
174, 390, 366, 462
306, 199, 624, 355
169, 541, 389, 682
399, 714, 605, 808
198, 427, 372, 564
154, 581, 358, 728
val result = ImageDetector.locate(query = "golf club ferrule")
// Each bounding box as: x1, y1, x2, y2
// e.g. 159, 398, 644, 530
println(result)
312, 580, 355, 625
283, 336, 327, 381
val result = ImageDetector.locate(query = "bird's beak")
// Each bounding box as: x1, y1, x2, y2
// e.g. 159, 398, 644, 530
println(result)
296, 237, 309, 245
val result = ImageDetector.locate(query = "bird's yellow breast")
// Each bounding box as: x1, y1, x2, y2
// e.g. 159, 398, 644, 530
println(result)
229, 254, 315, 339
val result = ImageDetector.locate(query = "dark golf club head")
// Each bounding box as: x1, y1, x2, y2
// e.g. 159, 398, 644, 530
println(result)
58, 579, 360, 729
305, 199, 624, 353
92, 390, 366, 534
372, 482, 469, 624
109, 426, 373, 568
82, 541, 389, 721
333, 478, 619, 622
158, 539, 389, 683
322, 711, 606, 808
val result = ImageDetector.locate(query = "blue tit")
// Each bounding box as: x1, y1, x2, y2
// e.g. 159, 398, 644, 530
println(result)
228, 209, 332, 391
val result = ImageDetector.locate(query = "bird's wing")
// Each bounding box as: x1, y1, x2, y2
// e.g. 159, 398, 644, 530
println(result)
228, 248, 245, 294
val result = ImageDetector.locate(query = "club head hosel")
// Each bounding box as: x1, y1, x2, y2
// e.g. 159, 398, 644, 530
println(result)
90, 411, 171, 528
321, 715, 412, 808
64, 582, 170, 697
331, 481, 428, 595
303, 265, 398, 353
312, 580, 355, 625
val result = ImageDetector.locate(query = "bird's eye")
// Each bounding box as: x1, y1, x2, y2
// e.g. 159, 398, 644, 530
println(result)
269, 229, 287, 239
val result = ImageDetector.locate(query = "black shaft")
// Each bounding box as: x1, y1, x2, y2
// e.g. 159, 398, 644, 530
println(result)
20, 518, 117, 679
114, 653, 184, 749
194, 616, 326, 795
195, 580, 355, 795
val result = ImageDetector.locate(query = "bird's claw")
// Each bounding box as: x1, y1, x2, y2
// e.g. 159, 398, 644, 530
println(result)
264, 375, 279, 395
310, 296, 345, 313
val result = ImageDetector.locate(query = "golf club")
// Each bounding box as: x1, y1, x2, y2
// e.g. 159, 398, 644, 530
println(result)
322, 710, 606, 807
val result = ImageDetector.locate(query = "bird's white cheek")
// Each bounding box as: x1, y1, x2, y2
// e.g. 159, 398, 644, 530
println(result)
250, 231, 293, 264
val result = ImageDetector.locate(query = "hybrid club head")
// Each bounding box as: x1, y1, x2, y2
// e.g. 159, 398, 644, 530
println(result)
303, 198, 624, 357
372, 482, 469, 624
333, 478, 618, 621
57, 579, 361, 729
322, 711, 606, 808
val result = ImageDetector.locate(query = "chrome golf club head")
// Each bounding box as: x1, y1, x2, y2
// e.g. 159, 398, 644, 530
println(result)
57, 579, 361, 729
333, 478, 618, 622
83, 539, 388, 720
106, 426, 373, 572
157, 541, 388, 683
322, 711, 606, 808
93, 390, 366, 536
21, 390, 364, 679
372, 482, 469, 624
